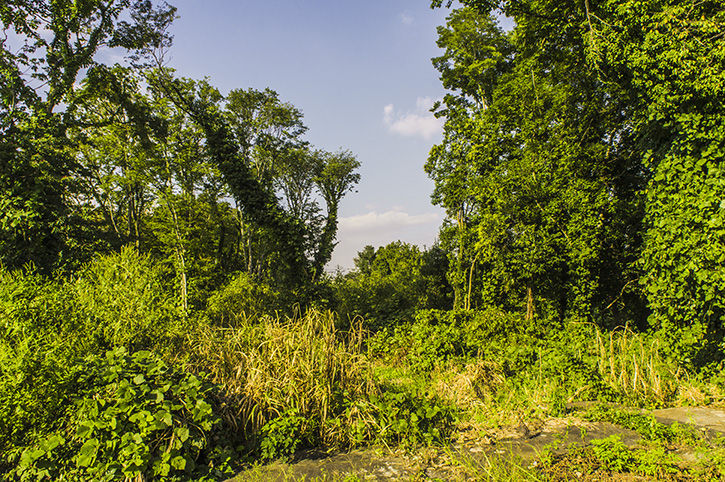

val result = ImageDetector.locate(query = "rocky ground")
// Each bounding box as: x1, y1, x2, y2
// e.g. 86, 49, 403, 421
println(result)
229, 406, 725, 481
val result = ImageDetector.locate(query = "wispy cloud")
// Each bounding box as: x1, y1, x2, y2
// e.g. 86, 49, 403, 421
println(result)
339, 210, 440, 233
383, 97, 443, 140
400, 13, 414, 25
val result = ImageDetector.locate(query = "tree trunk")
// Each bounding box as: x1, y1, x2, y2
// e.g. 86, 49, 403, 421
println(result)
526, 284, 535, 320
453, 208, 467, 310
466, 254, 478, 311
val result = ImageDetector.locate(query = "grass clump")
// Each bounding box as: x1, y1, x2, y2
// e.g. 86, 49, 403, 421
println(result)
593, 325, 684, 405
183, 309, 457, 461
185, 310, 374, 454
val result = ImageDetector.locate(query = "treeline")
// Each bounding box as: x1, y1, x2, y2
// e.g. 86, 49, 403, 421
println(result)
427, 0, 725, 336
1, 1, 360, 309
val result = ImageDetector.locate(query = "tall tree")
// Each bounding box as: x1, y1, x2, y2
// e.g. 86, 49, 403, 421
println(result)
428, 4, 646, 324
0, 0, 175, 271
153, 70, 361, 289
438, 0, 725, 331
311, 149, 360, 281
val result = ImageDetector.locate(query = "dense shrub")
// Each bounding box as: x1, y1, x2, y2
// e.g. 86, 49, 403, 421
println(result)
73, 246, 183, 350
205, 272, 286, 325
371, 307, 697, 409
0, 268, 87, 465
366, 389, 457, 447
369, 308, 524, 372
0, 250, 187, 475
11, 348, 227, 481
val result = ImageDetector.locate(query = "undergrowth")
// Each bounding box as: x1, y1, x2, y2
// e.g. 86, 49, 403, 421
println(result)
3, 253, 725, 480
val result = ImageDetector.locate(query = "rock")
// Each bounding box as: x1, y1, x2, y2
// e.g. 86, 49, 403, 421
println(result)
228, 407, 725, 481
652, 406, 725, 434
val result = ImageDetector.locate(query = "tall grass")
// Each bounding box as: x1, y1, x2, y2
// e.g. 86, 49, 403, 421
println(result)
184, 309, 376, 447
594, 325, 684, 404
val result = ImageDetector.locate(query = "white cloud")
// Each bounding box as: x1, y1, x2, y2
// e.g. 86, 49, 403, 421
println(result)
400, 13, 414, 25
339, 210, 440, 233
383, 97, 443, 140
94, 46, 128, 65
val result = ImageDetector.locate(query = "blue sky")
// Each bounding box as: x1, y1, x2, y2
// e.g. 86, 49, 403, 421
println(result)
165, 1, 453, 270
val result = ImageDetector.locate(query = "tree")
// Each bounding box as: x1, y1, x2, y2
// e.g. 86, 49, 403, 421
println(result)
438, 0, 725, 333
591, 0, 725, 332
0, 0, 176, 271
311, 149, 360, 281
428, 4, 646, 325
152, 70, 361, 291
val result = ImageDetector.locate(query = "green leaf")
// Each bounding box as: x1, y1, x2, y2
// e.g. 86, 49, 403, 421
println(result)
175, 426, 190, 442
76, 420, 94, 438
76, 439, 99, 467
170, 455, 186, 471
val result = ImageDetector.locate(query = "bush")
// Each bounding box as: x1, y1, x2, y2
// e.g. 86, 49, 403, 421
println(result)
13, 348, 226, 481
258, 408, 310, 461
369, 308, 524, 372
0, 268, 88, 465
367, 389, 457, 447
205, 272, 285, 325
73, 246, 182, 350
0, 250, 189, 476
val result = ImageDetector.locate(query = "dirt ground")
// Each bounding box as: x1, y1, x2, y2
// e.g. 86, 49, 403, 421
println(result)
229, 406, 725, 481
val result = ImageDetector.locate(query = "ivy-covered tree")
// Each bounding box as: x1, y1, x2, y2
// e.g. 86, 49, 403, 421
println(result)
67, 63, 361, 300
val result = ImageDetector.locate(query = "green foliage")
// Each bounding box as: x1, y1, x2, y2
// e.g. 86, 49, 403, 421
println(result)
370, 308, 523, 373
589, 436, 634, 473
427, 4, 646, 324
0, 250, 183, 469
334, 242, 453, 330
73, 246, 182, 350
433, 0, 725, 342
368, 389, 457, 448
542, 437, 687, 479
13, 348, 224, 481
259, 408, 309, 462
615, 3, 725, 332
584, 406, 697, 444
154, 72, 361, 290
0, 0, 176, 272
0, 268, 91, 459
584, 435, 682, 477
205, 272, 285, 325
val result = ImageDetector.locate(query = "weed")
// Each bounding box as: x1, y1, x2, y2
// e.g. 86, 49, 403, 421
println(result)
12, 348, 225, 481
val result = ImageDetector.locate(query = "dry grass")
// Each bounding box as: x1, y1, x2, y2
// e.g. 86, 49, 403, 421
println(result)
432, 360, 506, 412
594, 326, 685, 403
183, 309, 377, 446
